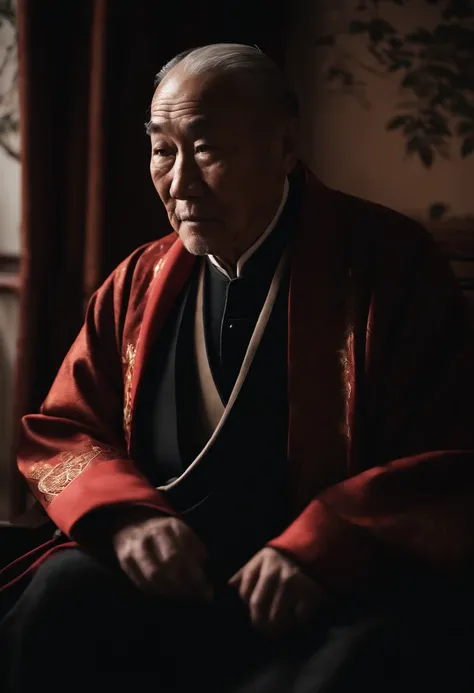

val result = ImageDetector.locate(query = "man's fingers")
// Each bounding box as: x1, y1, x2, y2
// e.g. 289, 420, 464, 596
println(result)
159, 520, 209, 564
249, 569, 279, 631
147, 534, 213, 601
228, 567, 243, 588
122, 554, 149, 591
253, 582, 313, 636
127, 548, 203, 599
229, 548, 327, 637
268, 582, 292, 628
125, 548, 172, 595
114, 516, 213, 602
231, 556, 262, 601
152, 544, 213, 602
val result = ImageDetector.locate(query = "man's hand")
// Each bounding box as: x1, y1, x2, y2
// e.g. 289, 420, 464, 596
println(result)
229, 547, 325, 637
113, 515, 213, 601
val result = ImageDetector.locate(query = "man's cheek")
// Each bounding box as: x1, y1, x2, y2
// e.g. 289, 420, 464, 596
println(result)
204, 161, 231, 191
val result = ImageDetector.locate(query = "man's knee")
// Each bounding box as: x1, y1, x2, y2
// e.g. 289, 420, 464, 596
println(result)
34, 547, 114, 589
14, 548, 130, 622
0, 549, 147, 681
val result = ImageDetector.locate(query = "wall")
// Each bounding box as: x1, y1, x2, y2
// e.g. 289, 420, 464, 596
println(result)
286, 0, 474, 220
0, 7, 20, 254
0, 292, 19, 519
0, 148, 21, 256
0, 6, 20, 520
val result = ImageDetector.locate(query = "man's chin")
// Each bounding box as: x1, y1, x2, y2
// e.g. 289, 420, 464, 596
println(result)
179, 233, 209, 257
178, 224, 219, 257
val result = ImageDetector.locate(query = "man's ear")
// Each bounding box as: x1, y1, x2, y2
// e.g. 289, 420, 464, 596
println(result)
281, 117, 300, 174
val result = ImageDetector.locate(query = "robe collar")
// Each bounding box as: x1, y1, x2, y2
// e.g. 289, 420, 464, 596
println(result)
128, 166, 353, 511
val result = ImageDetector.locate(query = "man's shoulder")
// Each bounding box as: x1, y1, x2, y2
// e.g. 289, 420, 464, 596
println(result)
324, 187, 444, 288
301, 168, 431, 255
92, 232, 179, 308
330, 187, 429, 248
111, 232, 178, 285
129, 232, 177, 273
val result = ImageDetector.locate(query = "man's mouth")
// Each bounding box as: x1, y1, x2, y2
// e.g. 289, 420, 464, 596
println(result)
179, 216, 217, 222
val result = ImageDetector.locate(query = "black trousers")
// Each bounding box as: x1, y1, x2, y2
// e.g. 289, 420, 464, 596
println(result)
0, 548, 472, 693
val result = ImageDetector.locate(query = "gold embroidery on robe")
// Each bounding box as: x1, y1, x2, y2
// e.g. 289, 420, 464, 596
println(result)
153, 256, 165, 279
339, 271, 356, 443
340, 329, 355, 441
122, 342, 137, 435
27, 460, 55, 481
27, 445, 116, 502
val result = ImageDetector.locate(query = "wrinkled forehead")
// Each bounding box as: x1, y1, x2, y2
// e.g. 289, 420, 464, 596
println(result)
150, 67, 262, 126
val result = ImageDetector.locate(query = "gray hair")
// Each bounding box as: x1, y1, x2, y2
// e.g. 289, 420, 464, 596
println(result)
154, 43, 299, 119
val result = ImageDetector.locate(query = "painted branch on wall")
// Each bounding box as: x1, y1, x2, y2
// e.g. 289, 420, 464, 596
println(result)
0, 0, 20, 161
315, 0, 474, 169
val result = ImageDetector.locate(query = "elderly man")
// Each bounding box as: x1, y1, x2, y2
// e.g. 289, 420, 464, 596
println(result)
1, 43, 474, 692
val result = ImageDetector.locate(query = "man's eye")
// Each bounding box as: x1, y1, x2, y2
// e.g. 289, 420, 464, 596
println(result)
195, 145, 215, 155
153, 148, 171, 157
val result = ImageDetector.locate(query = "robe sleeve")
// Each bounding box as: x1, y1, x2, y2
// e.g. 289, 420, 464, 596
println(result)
18, 248, 176, 539
269, 225, 474, 593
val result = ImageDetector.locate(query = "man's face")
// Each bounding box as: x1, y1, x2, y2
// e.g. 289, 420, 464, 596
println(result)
148, 67, 297, 263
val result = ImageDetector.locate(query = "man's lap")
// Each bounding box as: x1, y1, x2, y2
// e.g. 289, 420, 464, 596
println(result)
1, 548, 472, 692
0, 548, 261, 689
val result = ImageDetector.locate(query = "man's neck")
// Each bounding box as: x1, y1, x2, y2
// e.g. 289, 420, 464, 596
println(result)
209, 178, 289, 280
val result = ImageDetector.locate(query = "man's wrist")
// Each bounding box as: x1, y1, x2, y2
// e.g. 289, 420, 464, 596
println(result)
72, 504, 170, 548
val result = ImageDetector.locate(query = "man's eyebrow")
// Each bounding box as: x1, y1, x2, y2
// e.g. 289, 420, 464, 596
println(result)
145, 116, 212, 137
144, 120, 162, 136
186, 116, 212, 134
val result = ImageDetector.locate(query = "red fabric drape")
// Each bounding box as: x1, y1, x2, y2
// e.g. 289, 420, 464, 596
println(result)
11, 0, 289, 516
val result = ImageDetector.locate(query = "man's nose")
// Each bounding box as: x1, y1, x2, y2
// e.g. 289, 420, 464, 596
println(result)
169, 154, 201, 199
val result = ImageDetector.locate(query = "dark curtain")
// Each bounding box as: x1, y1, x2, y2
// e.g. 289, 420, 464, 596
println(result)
10, 0, 289, 515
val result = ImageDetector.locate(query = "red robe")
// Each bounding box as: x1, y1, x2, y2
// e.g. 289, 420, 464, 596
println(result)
3, 168, 474, 594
